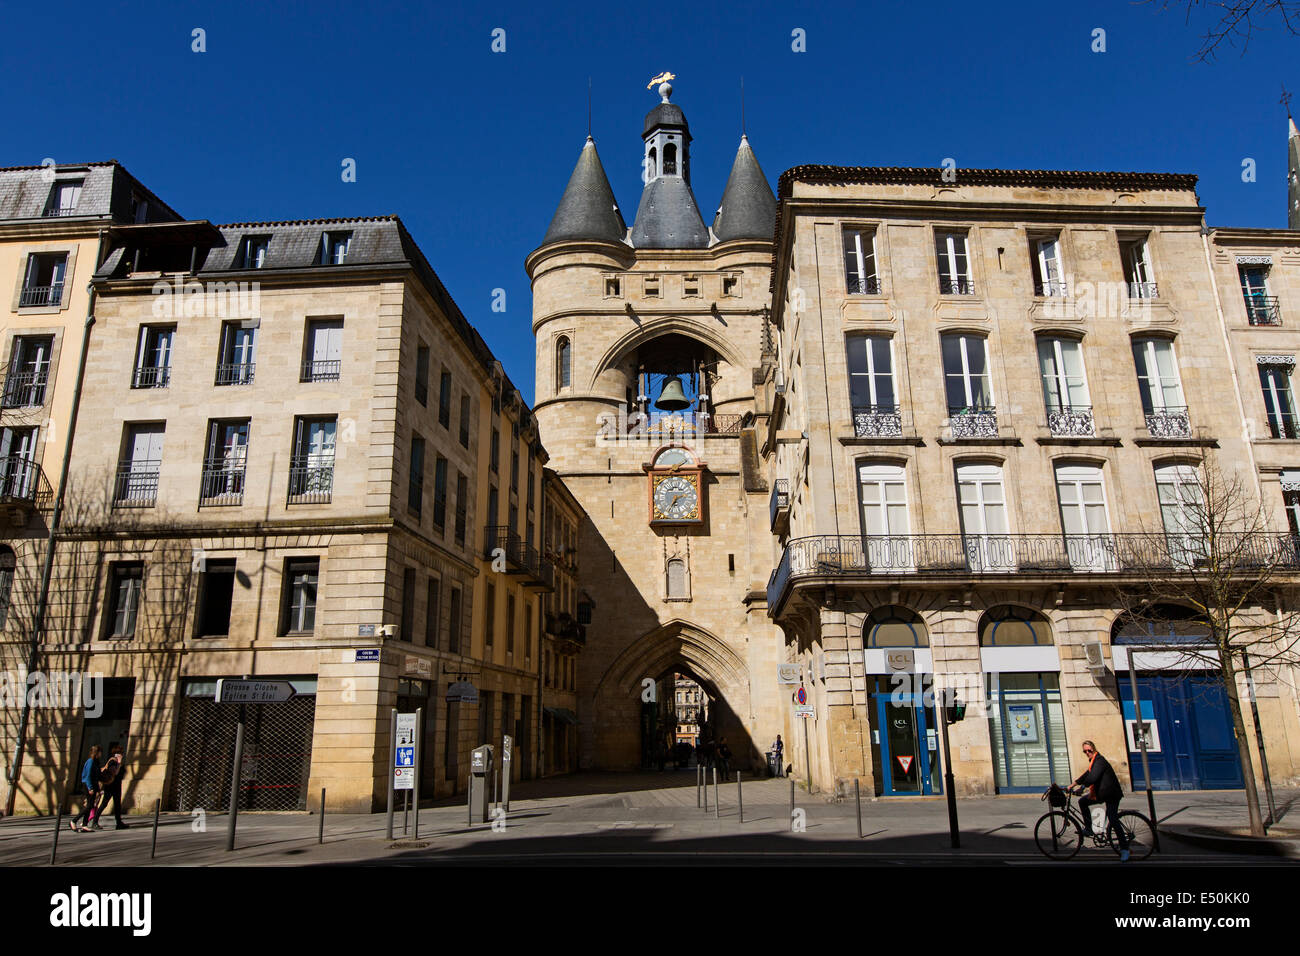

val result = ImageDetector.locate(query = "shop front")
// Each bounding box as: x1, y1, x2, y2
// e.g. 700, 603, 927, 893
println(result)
864, 607, 942, 796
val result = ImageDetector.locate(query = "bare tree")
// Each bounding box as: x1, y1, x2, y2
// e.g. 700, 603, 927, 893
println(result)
1151, 0, 1300, 61
1114, 454, 1300, 836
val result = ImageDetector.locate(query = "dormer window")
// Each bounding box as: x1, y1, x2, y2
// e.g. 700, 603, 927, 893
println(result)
320, 232, 351, 265
241, 236, 270, 269
44, 180, 83, 217
130, 195, 148, 223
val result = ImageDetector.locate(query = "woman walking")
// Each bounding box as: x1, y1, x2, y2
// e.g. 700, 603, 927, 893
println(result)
69, 744, 102, 833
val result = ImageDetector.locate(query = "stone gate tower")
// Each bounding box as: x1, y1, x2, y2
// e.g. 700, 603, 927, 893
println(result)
526, 80, 784, 769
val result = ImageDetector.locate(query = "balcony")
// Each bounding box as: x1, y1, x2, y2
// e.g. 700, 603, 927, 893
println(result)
301, 360, 341, 382
939, 276, 976, 296
852, 404, 903, 438
613, 409, 744, 439
846, 275, 880, 295
1144, 406, 1192, 439
131, 365, 171, 389
287, 458, 333, 504
1245, 296, 1282, 326
199, 459, 246, 506
1268, 414, 1300, 440
483, 525, 551, 589
769, 478, 790, 534
765, 532, 1300, 615
215, 363, 255, 386
1128, 281, 1159, 300
42, 205, 80, 218
545, 611, 586, 645
948, 406, 998, 438
18, 284, 62, 308
113, 462, 160, 508
1, 371, 48, 408
1047, 405, 1095, 438
0, 456, 52, 513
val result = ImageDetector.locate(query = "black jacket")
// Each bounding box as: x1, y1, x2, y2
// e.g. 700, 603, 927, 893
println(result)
1075, 753, 1123, 802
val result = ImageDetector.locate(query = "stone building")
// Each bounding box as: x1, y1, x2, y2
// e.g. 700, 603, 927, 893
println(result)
539, 468, 585, 774
527, 81, 786, 771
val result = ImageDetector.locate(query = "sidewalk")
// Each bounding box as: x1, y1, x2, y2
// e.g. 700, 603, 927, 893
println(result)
1, 773, 1293, 866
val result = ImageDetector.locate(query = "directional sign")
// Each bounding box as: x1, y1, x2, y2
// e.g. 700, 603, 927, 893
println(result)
393, 766, 414, 791
896, 755, 914, 775
215, 679, 295, 704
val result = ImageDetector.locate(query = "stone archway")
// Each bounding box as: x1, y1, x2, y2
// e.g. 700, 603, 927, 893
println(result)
586, 619, 753, 770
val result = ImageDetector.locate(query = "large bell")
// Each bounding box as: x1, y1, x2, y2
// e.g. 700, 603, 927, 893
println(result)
654, 375, 691, 411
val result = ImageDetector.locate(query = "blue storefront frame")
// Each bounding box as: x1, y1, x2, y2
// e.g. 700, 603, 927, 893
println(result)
1117, 672, 1243, 790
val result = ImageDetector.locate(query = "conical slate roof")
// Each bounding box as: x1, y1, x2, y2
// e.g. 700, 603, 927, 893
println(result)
630, 177, 710, 249
541, 137, 627, 246
711, 135, 777, 242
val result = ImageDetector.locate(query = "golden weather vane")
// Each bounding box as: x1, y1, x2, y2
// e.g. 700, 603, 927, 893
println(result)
647, 71, 676, 90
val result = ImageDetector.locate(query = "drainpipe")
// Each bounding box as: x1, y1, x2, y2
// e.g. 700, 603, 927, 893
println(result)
5, 233, 102, 817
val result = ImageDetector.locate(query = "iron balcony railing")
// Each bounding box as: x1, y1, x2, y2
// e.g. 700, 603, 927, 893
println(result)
1128, 281, 1159, 299
846, 275, 881, 295
42, 205, 79, 218
215, 362, 256, 386
483, 525, 550, 587
1244, 295, 1281, 326
301, 359, 341, 382
939, 276, 976, 296
769, 478, 790, 532
1268, 413, 1300, 440
766, 532, 1300, 613
199, 458, 247, 506
1034, 280, 1069, 297
287, 458, 334, 504
113, 461, 160, 508
1, 370, 48, 408
1047, 405, 1095, 437
0, 456, 52, 509
132, 365, 171, 389
948, 405, 998, 438
852, 404, 903, 438
1144, 406, 1192, 439
18, 284, 62, 308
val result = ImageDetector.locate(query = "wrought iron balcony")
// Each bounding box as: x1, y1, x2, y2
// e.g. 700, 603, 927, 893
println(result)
766, 532, 1300, 614
215, 362, 255, 386
18, 284, 62, 308
131, 365, 171, 389
1047, 405, 1095, 437
113, 462, 160, 508
287, 458, 334, 504
1144, 406, 1192, 439
939, 276, 976, 296
948, 406, 998, 438
1034, 280, 1069, 297
484, 524, 550, 588
0, 456, 52, 510
846, 275, 880, 295
770, 478, 790, 534
1, 371, 48, 408
199, 459, 246, 506
1128, 281, 1159, 299
301, 359, 341, 382
1245, 295, 1281, 326
852, 404, 903, 438
42, 205, 79, 218
1267, 413, 1300, 439
545, 611, 586, 644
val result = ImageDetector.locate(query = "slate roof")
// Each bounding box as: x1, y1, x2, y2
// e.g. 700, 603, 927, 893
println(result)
0, 161, 182, 223
643, 102, 689, 137
630, 177, 710, 249
711, 136, 777, 242
540, 138, 627, 246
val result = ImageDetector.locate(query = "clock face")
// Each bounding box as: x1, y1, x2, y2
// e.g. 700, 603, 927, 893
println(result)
652, 473, 700, 521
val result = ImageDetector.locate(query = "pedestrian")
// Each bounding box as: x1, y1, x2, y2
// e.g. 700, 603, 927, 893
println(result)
717, 738, 732, 781
69, 745, 102, 833
773, 734, 784, 777
1067, 739, 1129, 862
95, 742, 129, 830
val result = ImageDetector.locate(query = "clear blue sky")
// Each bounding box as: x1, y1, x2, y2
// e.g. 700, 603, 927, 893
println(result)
6, 0, 1295, 400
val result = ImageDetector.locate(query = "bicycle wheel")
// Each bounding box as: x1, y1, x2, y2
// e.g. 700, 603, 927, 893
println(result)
1109, 811, 1156, 860
1035, 811, 1083, 860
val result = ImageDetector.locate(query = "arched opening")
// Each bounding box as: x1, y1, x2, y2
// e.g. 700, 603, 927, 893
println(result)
979, 605, 1053, 645
663, 142, 678, 175
665, 557, 688, 599
613, 332, 736, 438
864, 605, 928, 647
555, 335, 571, 389
647, 146, 657, 180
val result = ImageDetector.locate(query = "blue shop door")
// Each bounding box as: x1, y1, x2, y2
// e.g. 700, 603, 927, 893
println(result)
1120, 675, 1243, 790
875, 693, 941, 796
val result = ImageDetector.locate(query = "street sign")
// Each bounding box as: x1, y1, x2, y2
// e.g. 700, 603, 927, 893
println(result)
396, 713, 417, 746
354, 648, 380, 662
394, 766, 414, 791
793, 703, 814, 718
795, 685, 807, 705
896, 755, 914, 774
215, 679, 295, 704
445, 680, 479, 703
396, 746, 415, 767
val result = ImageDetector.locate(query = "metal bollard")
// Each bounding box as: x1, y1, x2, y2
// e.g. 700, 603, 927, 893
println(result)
151, 799, 161, 859
790, 777, 795, 811
50, 809, 63, 865
703, 769, 709, 812
696, 763, 701, 808
318, 788, 326, 845
737, 772, 744, 824
855, 778, 862, 838
713, 768, 719, 820
467, 774, 472, 827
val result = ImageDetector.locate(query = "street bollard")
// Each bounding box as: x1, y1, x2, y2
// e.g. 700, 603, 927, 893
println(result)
703, 769, 709, 812
696, 764, 701, 808
790, 777, 795, 812
150, 799, 160, 859
50, 809, 62, 865
737, 772, 744, 824
855, 778, 862, 838
467, 774, 472, 827
713, 767, 719, 820
318, 788, 326, 845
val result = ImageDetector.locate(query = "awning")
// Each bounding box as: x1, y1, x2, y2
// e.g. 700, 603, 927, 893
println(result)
544, 706, 579, 725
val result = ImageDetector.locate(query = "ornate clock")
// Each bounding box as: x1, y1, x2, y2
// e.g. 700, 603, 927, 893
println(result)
647, 447, 706, 526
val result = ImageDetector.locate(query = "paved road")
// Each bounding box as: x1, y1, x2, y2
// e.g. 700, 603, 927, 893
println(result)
2, 772, 1293, 866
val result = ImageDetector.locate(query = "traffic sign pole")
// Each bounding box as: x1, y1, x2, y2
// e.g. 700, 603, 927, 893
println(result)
385, 708, 396, 840
226, 702, 246, 851
413, 707, 423, 840
937, 686, 960, 849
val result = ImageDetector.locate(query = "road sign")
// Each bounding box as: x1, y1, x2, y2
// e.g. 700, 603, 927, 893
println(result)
354, 648, 380, 662
793, 704, 814, 718
396, 713, 418, 747
396, 746, 416, 767
795, 685, 807, 705
393, 766, 414, 791
896, 755, 914, 774
445, 680, 478, 703
215, 679, 295, 704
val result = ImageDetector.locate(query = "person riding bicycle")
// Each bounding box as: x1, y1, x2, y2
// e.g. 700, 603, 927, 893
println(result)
1067, 740, 1129, 861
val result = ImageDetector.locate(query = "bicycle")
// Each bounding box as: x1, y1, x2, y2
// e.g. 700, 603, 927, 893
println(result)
1034, 784, 1156, 860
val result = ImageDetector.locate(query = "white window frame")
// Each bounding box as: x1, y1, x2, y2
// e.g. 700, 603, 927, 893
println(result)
942, 334, 994, 411
847, 334, 895, 410
843, 228, 879, 294
1034, 236, 1065, 296
858, 463, 912, 570
1154, 463, 1206, 567
1259, 362, 1299, 438
1132, 337, 1184, 413
1055, 464, 1114, 571
935, 231, 970, 292
1037, 336, 1090, 412
956, 463, 1013, 571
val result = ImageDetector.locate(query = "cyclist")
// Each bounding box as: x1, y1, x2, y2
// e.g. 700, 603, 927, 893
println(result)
1068, 740, 1129, 861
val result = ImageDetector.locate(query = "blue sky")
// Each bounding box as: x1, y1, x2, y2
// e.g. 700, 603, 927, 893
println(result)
5, 0, 1296, 400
